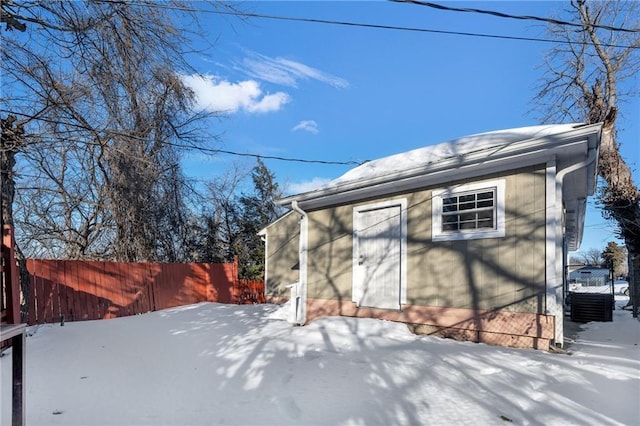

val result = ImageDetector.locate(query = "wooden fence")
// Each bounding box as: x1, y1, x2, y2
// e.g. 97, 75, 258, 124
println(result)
0, 225, 27, 424
1, 225, 23, 353
24, 258, 265, 326
1, 225, 21, 326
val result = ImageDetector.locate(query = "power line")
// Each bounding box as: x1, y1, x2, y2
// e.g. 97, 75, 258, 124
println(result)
6, 2, 635, 170
1, 109, 365, 166
124, 1, 638, 49
167, 142, 365, 166
218, 10, 552, 44
391, 0, 640, 34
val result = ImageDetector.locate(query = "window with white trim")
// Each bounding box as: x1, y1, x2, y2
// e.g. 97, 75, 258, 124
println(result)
432, 179, 505, 241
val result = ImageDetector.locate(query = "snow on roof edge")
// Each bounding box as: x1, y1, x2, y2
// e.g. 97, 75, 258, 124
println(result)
276, 123, 593, 208
322, 123, 585, 191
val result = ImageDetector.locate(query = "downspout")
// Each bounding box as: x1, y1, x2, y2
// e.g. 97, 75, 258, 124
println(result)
551, 147, 598, 347
291, 201, 308, 325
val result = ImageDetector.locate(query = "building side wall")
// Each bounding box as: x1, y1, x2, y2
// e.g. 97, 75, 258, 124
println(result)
264, 212, 300, 299
306, 206, 354, 300
266, 165, 547, 316
410, 165, 547, 313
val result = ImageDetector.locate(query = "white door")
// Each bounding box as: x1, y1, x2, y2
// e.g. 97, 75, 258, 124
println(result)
354, 204, 402, 310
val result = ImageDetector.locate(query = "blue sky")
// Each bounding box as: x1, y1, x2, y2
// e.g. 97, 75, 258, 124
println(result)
179, 1, 639, 255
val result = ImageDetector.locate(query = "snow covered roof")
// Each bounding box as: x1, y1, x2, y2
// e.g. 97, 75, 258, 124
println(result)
277, 123, 602, 250
278, 123, 601, 208
329, 123, 581, 187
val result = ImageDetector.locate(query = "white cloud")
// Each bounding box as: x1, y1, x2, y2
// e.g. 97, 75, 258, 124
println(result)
238, 51, 349, 89
292, 120, 319, 134
181, 74, 290, 114
286, 177, 332, 195
246, 92, 291, 114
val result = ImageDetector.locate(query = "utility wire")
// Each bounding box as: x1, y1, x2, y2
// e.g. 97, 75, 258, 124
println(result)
122, 1, 638, 49
391, 0, 640, 33
1, 109, 365, 166
6, 2, 635, 170
173, 143, 365, 166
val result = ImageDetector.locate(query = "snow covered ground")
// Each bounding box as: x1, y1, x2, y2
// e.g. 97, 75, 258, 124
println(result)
569, 280, 629, 296
2, 297, 639, 426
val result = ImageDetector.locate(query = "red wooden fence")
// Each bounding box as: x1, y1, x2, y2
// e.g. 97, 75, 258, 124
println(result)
1, 225, 22, 351
24, 257, 265, 326
1, 225, 21, 325
0, 225, 27, 425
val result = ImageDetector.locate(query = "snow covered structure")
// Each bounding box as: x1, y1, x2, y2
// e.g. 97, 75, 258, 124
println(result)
260, 123, 602, 350
569, 266, 611, 287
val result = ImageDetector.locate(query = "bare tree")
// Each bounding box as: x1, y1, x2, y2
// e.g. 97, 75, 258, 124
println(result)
1, 116, 24, 227
1, 115, 31, 319
534, 0, 640, 316
1, 1, 235, 319
1, 1, 228, 263
579, 248, 604, 267
185, 160, 283, 278
569, 255, 585, 265
206, 164, 250, 263
15, 135, 114, 259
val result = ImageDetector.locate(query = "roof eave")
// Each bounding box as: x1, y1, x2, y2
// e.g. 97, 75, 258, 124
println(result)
279, 150, 550, 210
279, 123, 602, 211
562, 125, 602, 251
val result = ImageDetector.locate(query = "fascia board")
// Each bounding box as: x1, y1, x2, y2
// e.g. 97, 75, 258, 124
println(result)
289, 151, 551, 210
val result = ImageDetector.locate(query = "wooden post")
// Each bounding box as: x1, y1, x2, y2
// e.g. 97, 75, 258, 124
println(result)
1, 324, 26, 426
12, 329, 25, 426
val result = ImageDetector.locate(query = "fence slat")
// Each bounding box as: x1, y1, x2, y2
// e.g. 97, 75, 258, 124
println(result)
26, 259, 38, 325
58, 276, 68, 324
75, 261, 89, 321
84, 261, 98, 321
69, 261, 83, 321
92, 261, 105, 319
117, 260, 129, 316
154, 263, 161, 309
35, 262, 46, 324
47, 260, 59, 323
146, 263, 156, 312
73, 261, 89, 321
41, 261, 55, 324
105, 261, 118, 317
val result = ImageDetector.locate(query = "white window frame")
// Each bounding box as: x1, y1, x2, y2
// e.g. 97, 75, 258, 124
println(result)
432, 179, 506, 241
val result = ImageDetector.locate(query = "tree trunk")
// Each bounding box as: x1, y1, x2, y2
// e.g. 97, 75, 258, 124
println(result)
599, 115, 640, 317
1, 115, 31, 320
629, 252, 639, 318
535, 1, 640, 318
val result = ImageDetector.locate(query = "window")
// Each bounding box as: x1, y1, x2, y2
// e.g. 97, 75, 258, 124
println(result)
432, 180, 505, 241
441, 189, 496, 231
